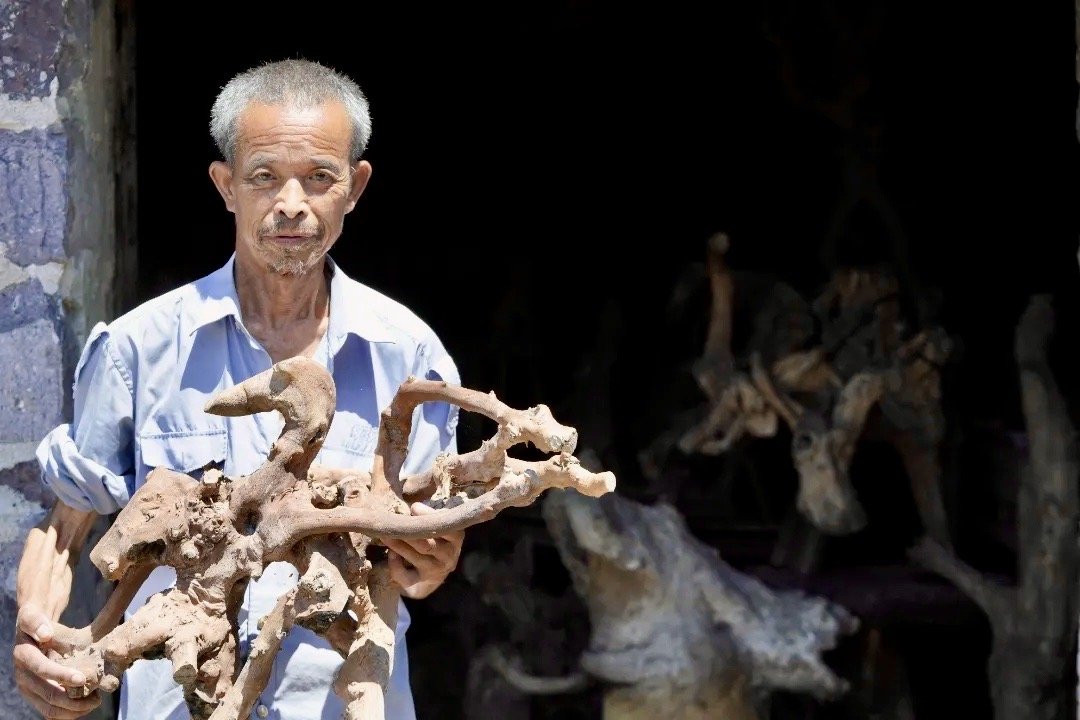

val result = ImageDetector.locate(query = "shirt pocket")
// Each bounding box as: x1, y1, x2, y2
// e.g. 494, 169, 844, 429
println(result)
139, 429, 228, 475
316, 444, 375, 473
316, 414, 376, 472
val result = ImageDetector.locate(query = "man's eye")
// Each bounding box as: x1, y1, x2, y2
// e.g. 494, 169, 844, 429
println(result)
252, 172, 274, 183
311, 171, 332, 182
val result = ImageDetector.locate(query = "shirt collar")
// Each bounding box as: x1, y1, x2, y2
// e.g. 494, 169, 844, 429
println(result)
324, 255, 395, 344
189, 253, 395, 345
189, 254, 242, 335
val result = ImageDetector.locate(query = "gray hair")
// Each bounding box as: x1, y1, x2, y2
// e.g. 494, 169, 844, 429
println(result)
210, 59, 372, 163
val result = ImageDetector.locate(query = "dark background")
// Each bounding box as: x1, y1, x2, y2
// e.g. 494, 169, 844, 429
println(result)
134, 1, 1080, 717
135, 0, 1080, 429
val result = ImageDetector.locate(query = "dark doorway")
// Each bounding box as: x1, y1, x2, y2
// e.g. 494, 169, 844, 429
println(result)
134, 2, 1080, 718
134, 1, 1080, 420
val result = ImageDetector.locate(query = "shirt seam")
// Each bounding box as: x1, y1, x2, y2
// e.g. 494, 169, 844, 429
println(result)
102, 335, 135, 395
138, 429, 228, 440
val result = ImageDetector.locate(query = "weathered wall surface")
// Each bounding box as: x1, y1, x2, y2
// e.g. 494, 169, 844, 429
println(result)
0, 1, 122, 717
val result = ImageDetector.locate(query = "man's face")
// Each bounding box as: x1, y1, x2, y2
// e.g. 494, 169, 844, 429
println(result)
209, 100, 371, 276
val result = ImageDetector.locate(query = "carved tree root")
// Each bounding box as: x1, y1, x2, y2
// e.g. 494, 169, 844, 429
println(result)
692, 231, 736, 402
667, 238, 954, 549
751, 353, 883, 534
209, 550, 348, 720
334, 565, 399, 720
543, 489, 857, 719
480, 645, 590, 695
61, 589, 232, 700
909, 295, 1078, 720
46, 357, 616, 720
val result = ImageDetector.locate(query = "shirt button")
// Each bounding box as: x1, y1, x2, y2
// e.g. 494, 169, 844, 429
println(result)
256, 704, 269, 718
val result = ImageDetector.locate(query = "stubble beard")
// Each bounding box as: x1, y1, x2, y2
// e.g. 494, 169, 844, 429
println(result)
266, 249, 319, 276
257, 234, 324, 276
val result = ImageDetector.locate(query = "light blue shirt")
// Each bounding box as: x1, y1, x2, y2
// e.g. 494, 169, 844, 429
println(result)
37, 254, 460, 720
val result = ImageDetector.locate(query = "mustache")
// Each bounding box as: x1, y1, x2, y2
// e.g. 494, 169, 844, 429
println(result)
259, 220, 321, 238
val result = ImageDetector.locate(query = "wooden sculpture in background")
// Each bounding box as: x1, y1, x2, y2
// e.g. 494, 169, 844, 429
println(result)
660, 233, 953, 562
540, 487, 858, 719
40, 356, 616, 720
910, 295, 1078, 720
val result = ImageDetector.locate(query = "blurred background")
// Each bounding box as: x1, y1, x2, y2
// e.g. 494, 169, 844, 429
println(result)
2, 0, 1079, 718
134, 3, 1079, 715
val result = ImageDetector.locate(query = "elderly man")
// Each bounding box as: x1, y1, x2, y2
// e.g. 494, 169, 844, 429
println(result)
13, 59, 463, 720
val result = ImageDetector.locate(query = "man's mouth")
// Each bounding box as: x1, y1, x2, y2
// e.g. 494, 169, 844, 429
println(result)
265, 234, 317, 246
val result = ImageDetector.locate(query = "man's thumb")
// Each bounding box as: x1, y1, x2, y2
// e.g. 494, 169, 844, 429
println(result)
16, 605, 53, 643
409, 502, 436, 516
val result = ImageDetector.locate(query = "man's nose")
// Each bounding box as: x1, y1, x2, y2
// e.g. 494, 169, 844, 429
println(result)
274, 178, 308, 219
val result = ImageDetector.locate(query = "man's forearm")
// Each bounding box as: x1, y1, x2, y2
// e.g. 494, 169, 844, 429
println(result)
16, 500, 97, 620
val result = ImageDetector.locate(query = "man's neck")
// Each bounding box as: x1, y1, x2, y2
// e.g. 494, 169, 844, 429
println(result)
233, 251, 331, 362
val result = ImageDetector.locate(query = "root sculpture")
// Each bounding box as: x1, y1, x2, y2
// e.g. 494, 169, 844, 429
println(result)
910, 296, 1078, 720
668, 234, 952, 542
45, 357, 616, 720
542, 489, 857, 719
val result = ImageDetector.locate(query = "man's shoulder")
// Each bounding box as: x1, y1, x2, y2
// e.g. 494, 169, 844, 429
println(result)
333, 265, 459, 381
99, 267, 223, 349
336, 269, 445, 348
106, 286, 184, 334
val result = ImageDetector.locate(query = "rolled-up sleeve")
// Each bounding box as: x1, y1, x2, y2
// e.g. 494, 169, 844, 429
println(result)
36, 323, 135, 514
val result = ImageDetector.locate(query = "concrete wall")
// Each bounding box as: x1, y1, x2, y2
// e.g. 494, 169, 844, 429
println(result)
0, 1, 125, 717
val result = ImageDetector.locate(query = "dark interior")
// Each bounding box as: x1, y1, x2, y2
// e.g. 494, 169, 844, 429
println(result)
134, 1, 1080, 717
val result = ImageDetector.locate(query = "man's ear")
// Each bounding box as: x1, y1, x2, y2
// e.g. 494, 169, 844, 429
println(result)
209, 161, 237, 212
345, 160, 373, 213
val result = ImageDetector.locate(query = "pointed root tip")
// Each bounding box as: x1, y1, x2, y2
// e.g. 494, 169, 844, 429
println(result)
203, 385, 252, 416
708, 231, 730, 255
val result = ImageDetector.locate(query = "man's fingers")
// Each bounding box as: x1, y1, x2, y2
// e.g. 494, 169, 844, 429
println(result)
12, 623, 97, 720
387, 503, 461, 599
23, 694, 73, 720
44, 679, 101, 714
422, 538, 460, 568
383, 540, 441, 574
16, 605, 53, 643
382, 538, 407, 555
16, 668, 100, 716
387, 535, 457, 563
407, 503, 465, 546
404, 537, 438, 554
28, 699, 91, 720
387, 550, 419, 584
13, 640, 86, 686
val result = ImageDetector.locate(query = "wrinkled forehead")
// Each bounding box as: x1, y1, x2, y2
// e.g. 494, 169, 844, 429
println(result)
234, 100, 353, 160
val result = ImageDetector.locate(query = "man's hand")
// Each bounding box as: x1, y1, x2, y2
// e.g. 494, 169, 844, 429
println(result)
14, 604, 100, 719
385, 503, 464, 599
